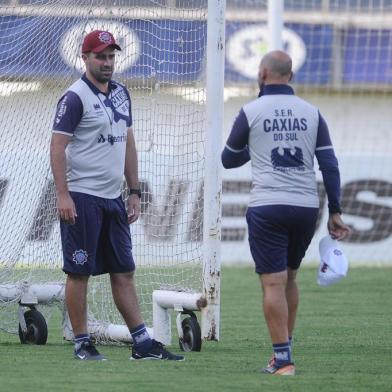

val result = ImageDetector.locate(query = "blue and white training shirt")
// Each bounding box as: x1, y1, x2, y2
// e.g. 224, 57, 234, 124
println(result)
52, 74, 132, 199
222, 84, 341, 213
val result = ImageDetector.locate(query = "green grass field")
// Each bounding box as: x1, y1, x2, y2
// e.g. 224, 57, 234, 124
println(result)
1, 266, 391, 392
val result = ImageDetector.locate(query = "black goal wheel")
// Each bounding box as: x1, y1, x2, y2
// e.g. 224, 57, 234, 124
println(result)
18, 309, 48, 345
179, 316, 202, 352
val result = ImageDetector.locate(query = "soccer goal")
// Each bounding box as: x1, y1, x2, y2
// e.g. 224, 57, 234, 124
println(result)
0, 0, 224, 350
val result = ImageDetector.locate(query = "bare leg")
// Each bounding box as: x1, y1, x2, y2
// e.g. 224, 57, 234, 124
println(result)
65, 274, 89, 336
110, 272, 143, 330
260, 270, 288, 343
286, 268, 299, 338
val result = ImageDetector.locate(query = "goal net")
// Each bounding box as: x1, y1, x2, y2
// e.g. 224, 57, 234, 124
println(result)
222, 0, 392, 265
0, 0, 220, 342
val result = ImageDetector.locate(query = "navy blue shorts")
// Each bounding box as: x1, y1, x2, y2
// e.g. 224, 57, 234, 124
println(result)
60, 192, 135, 276
246, 205, 318, 274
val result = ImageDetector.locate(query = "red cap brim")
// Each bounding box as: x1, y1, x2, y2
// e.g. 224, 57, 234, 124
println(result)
89, 43, 122, 53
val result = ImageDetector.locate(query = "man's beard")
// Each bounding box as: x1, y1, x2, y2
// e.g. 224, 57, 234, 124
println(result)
92, 68, 113, 83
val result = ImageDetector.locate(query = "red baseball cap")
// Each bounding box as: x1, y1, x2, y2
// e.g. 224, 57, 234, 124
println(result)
82, 30, 121, 53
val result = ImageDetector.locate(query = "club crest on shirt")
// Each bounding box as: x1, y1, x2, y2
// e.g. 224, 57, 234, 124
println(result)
73, 249, 88, 265
111, 88, 128, 109
271, 147, 305, 171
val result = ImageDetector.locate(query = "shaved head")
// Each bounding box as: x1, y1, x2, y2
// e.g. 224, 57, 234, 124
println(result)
260, 51, 292, 77
258, 51, 293, 89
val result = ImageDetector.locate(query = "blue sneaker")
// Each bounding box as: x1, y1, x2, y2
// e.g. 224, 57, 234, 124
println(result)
74, 341, 106, 361
130, 339, 184, 361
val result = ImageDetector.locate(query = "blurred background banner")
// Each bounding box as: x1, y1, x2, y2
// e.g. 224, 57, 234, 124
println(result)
0, 16, 206, 80
225, 22, 332, 85
343, 29, 392, 84
1, 15, 392, 86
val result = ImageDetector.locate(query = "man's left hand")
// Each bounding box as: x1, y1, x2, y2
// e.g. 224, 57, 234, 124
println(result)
327, 213, 351, 241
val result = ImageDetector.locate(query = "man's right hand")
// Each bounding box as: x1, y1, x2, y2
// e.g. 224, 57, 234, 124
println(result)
57, 192, 77, 225
327, 213, 350, 241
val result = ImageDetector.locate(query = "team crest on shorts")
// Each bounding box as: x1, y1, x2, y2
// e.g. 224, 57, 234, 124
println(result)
73, 249, 88, 265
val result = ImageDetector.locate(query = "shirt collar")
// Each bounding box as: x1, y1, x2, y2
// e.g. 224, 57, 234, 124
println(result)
81, 73, 117, 96
259, 84, 295, 96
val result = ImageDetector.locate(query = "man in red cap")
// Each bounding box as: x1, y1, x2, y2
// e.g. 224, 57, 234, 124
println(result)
81, 30, 121, 54
50, 30, 184, 361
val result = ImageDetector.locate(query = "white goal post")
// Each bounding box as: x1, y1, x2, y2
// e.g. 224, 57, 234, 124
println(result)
201, 0, 225, 341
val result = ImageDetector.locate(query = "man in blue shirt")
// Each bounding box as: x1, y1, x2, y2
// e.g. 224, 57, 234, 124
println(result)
51, 30, 183, 361
222, 51, 350, 375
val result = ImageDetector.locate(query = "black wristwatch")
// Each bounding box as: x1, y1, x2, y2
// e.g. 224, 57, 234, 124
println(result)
128, 188, 141, 198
